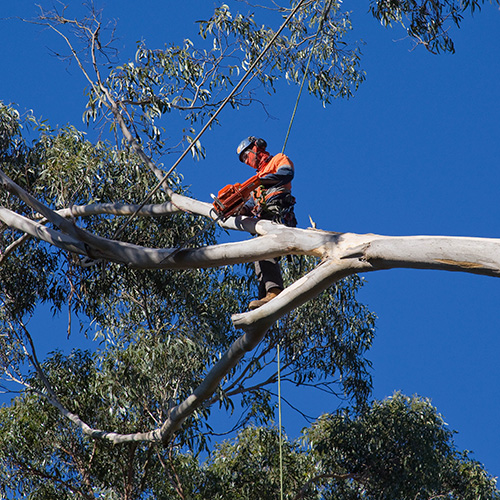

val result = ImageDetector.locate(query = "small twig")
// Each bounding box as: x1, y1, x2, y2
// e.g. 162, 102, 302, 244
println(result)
168, 446, 186, 500
0, 233, 30, 264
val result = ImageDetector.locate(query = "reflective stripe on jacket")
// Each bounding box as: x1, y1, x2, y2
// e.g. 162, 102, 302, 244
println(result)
254, 153, 294, 203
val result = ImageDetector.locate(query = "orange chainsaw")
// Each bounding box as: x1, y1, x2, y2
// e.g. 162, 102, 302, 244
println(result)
211, 174, 262, 218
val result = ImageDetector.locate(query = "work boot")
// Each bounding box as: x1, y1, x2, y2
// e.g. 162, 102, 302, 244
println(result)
248, 287, 282, 311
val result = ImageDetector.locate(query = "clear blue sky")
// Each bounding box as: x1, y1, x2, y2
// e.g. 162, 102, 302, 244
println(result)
1, 0, 500, 479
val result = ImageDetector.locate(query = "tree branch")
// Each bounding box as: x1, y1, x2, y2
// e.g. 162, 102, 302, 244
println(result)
3, 166, 500, 446
6, 222, 500, 444
0, 207, 87, 255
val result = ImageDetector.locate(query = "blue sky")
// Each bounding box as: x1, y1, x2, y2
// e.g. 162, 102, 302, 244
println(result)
1, 0, 500, 479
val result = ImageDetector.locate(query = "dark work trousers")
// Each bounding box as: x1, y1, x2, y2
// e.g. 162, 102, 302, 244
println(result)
255, 258, 284, 299
253, 195, 296, 299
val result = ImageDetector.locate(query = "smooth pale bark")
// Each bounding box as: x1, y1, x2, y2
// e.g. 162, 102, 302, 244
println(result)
0, 207, 87, 255
2, 171, 500, 445
56, 201, 181, 218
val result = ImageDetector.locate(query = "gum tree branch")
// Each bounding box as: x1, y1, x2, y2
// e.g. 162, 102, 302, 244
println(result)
3, 0, 496, 455
3, 180, 500, 444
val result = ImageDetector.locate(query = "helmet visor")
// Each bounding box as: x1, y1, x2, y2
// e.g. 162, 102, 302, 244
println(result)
237, 137, 253, 162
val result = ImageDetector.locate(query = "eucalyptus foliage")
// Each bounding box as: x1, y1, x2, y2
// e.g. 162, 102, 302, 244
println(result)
83, 0, 365, 153
2, 390, 496, 499
203, 393, 499, 499
0, 98, 375, 495
370, 0, 497, 53
1, 0, 499, 498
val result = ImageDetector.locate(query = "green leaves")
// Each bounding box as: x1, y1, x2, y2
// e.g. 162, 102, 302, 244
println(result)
202, 426, 311, 500
197, 1, 365, 103
142, 393, 499, 499
370, 0, 499, 53
2, 2, 500, 497
78, 1, 366, 159
306, 392, 500, 499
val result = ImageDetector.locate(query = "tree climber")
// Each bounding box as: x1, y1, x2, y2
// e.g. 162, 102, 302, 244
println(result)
236, 136, 297, 310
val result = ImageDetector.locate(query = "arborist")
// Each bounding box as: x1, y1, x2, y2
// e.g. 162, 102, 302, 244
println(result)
235, 136, 297, 310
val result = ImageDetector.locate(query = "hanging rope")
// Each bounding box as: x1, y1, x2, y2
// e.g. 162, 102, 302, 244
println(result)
276, 3, 332, 495
282, 0, 331, 154
277, 340, 284, 500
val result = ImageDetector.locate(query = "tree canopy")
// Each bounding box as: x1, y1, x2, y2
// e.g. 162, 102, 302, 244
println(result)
1, 0, 499, 498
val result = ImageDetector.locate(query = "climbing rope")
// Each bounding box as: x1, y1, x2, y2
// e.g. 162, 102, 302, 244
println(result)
282, 0, 332, 154
277, 340, 284, 500
112, 0, 308, 242
276, 2, 331, 494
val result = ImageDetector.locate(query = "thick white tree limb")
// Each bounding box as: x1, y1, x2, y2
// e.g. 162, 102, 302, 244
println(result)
233, 233, 500, 335
57, 201, 182, 218
0, 207, 87, 255
2, 168, 500, 445
3, 172, 500, 339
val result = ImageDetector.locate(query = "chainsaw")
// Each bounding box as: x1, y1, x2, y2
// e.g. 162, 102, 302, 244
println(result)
211, 174, 262, 218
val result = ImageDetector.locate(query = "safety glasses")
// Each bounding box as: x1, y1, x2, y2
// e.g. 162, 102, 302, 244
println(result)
240, 145, 258, 163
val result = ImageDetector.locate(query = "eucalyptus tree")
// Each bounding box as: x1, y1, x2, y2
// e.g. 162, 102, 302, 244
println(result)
2, 386, 497, 499
203, 393, 499, 500
0, 0, 499, 498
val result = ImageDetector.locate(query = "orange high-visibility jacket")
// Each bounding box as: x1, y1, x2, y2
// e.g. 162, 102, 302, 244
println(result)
252, 153, 294, 206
